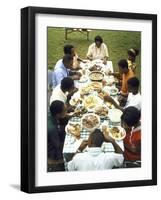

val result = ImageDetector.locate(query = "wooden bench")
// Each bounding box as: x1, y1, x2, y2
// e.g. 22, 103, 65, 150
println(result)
65, 28, 91, 40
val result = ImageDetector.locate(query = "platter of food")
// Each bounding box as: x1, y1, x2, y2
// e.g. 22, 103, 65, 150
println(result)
108, 108, 123, 123
81, 113, 100, 131
69, 91, 82, 106
65, 122, 81, 139
90, 82, 102, 92
74, 105, 88, 117
89, 64, 102, 72
89, 71, 104, 81
80, 85, 93, 95
94, 105, 109, 118
109, 126, 126, 141
83, 95, 103, 110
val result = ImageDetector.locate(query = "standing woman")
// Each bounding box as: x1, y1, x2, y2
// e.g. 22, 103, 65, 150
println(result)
127, 48, 139, 73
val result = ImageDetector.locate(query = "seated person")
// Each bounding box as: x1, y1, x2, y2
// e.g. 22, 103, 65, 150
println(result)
121, 106, 141, 161
116, 59, 134, 97
48, 100, 68, 171
104, 77, 141, 111
127, 48, 139, 73
63, 44, 85, 69
86, 35, 109, 64
50, 77, 77, 105
68, 129, 124, 171
54, 44, 84, 70
52, 54, 81, 88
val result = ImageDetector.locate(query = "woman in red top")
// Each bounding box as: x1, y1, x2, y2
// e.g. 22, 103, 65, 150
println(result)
121, 106, 141, 161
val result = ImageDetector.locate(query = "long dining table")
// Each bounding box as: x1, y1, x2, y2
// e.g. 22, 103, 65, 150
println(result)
63, 60, 124, 168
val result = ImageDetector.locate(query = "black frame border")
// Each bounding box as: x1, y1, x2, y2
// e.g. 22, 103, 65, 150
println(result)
21, 6, 157, 193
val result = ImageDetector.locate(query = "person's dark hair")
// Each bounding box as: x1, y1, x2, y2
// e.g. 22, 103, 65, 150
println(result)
90, 129, 105, 147
62, 54, 73, 64
127, 77, 140, 88
64, 44, 74, 55
121, 106, 141, 127
118, 59, 128, 69
94, 35, 103, 43
127, 48, 139, 57
50, 100, 65, 117
61, 77, 74, 91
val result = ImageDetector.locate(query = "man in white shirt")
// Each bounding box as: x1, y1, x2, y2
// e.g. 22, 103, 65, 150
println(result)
104, 77, 141, 111
50, 77, 76, 105
86, 35, 109, 64
68, 129, 124, 171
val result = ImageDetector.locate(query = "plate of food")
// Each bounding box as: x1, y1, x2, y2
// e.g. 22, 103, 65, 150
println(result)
110, 87, 118, 96
94, 105, 109, 118
89, 64, 102, 72
81, 113, 100, 132
108, 108, 123, 123
83, 95, 103, 110
109, 126, 126, 141
80, 84, 93, 95
65, 122, 81, 139
69, 91, 82, 106
78, 75, 88, 83
91, 59, 103, 65
89, 71, 104, 81
74, 105, 88, 117
90, 82, 102, 92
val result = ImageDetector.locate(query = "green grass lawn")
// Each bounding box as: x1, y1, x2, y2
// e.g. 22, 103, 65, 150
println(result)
48, 28, 141, 79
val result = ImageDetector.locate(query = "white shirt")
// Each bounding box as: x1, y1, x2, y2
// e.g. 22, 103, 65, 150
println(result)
68, 147, 124, 171
87, 43, 109, 60
50, 84, 67, 105
125, 92, 141, 110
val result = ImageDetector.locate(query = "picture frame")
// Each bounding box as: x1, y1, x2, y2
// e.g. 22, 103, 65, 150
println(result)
21, 6, 157, 193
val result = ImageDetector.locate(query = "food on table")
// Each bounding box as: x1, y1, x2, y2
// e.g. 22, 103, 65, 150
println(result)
98, 92, 105, 99
89, 64, 102, 71
83, 95, 102, 109
110, 88, 118, 96
89, 71, 104, 81
81, 113, 100, 131
66, 122, 81, 138
94, 105, 109, 117
108, 109, 123, 123
80, 85, 93, 95
74, 106, 88, 117
69, 92, 82, 106
90, 82, 102, 92
109, 126, 126, 140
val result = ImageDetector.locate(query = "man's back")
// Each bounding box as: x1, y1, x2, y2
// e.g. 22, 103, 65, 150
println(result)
68, 147, 123, 171
52, 59, 69, 87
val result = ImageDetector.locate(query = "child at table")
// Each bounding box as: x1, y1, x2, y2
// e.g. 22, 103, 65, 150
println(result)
121, 106, 141, 161
127, 48, 139, 73
104, 77, 141, 111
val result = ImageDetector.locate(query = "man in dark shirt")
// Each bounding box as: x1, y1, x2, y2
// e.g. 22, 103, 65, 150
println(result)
48, 100, 67, 172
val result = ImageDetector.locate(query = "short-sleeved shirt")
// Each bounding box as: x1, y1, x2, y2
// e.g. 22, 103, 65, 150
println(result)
52, 59, 70, 87
123, 126, 141, 161
125, 92, 141, 110
121, 69, 134, 96
50, 84, 68, 105
68, 147, 124, 171
86, 43, 109, 60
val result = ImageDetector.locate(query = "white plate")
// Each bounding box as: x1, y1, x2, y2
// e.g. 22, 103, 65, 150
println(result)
108, 108, 123, 123
109, 126, 126, 141
81, 113, 100, 132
